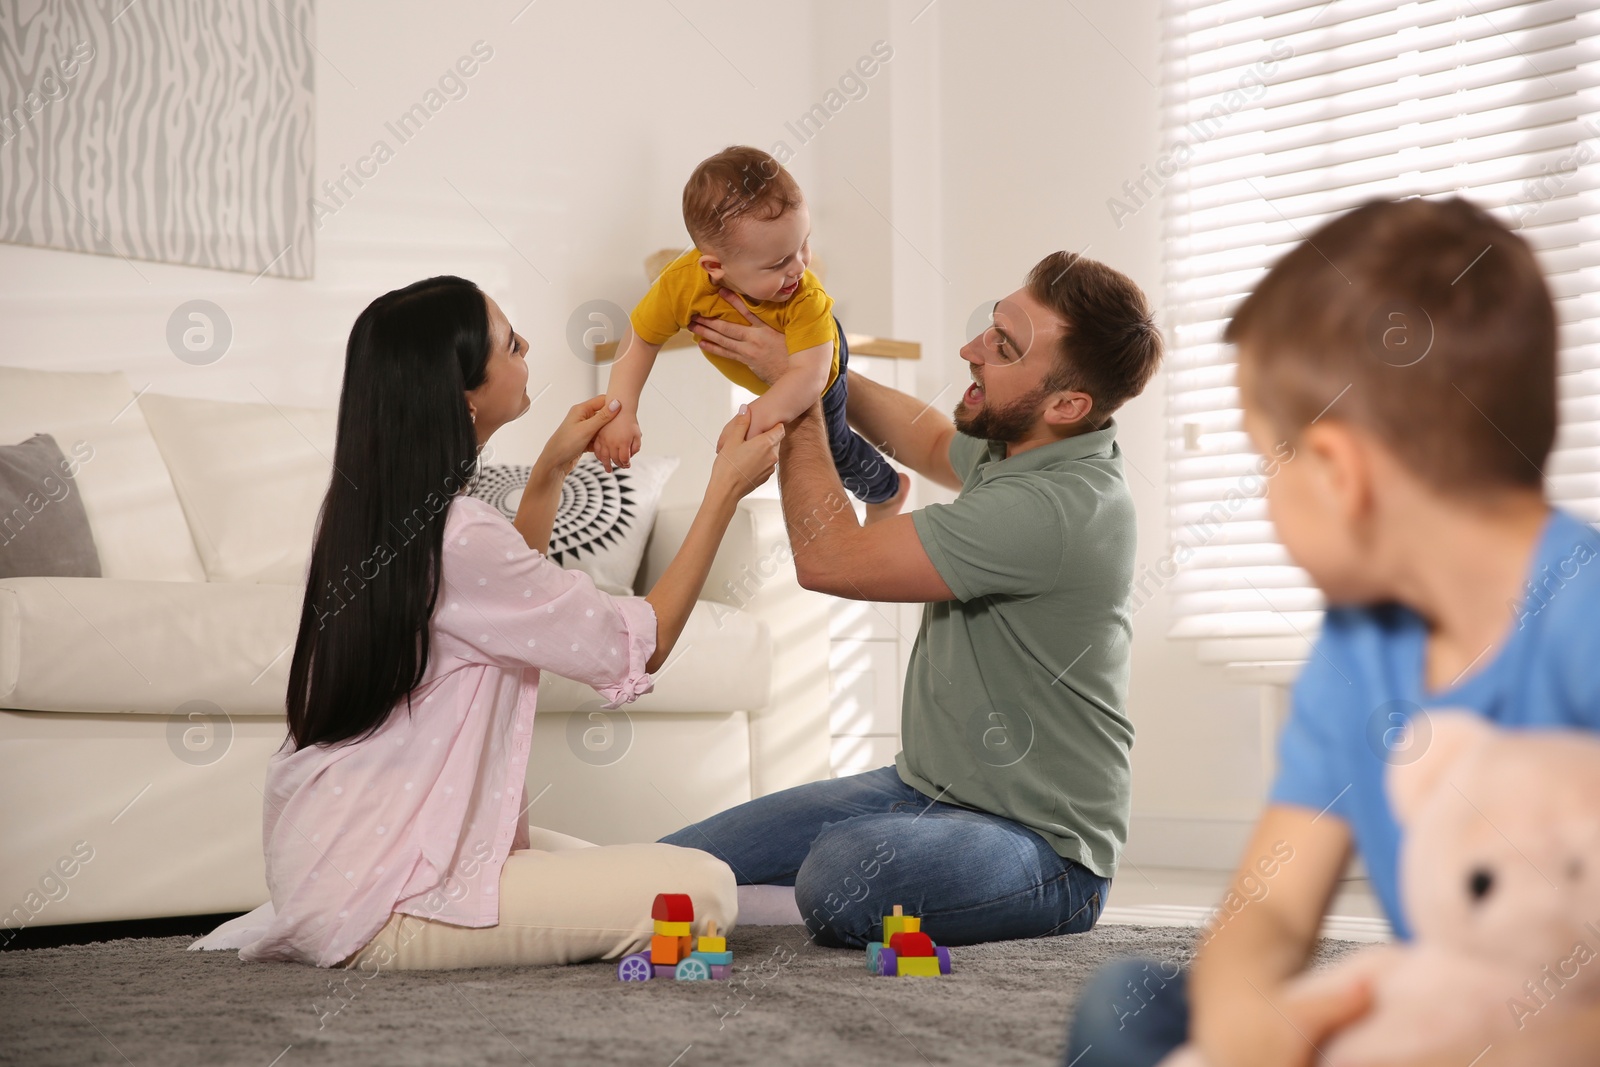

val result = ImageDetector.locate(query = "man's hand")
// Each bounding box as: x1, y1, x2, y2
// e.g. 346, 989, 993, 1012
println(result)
689, 290, 790, 385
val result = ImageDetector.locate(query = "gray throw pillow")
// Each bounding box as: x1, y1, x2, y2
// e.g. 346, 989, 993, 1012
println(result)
0, 433, 103, 579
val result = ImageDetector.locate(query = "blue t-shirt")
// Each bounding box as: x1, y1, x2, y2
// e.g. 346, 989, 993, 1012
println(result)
1268, 508, 1600, 940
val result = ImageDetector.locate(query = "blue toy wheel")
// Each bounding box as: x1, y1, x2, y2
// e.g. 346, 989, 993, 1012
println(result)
936, 946, 952, 974
877, 947, 898, 977
866, 941, 883, 974
617, 953, 653, 981
675, 956, 711, 981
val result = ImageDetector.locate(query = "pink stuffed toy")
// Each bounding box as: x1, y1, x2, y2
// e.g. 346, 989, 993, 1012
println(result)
1162, 712, 1600, 1066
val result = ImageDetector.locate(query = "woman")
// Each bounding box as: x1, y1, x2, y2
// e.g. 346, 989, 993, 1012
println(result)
192, 276, 782, 971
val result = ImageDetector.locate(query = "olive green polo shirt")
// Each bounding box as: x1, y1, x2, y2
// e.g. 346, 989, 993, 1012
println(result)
899, 421, 1136, 879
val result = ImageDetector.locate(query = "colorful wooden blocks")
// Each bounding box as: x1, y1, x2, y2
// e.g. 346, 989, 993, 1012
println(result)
890, 931, 934, 957
866, 905, 952, 978
652, 893, 694, 923
618, 893, 737, 984
697, 919, 727, 954
882, 904, 921, 938
650, 933, 692, 965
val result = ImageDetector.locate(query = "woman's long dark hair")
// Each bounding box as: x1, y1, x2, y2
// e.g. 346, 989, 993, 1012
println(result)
286, 276, 491, 750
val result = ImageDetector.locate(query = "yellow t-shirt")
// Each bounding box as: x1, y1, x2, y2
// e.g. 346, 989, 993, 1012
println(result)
629, 248, 840, 396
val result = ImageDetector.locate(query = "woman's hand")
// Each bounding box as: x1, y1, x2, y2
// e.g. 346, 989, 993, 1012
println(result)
709, 406, 783, 499
689, 290, 790, 386
534, 394, 621, 481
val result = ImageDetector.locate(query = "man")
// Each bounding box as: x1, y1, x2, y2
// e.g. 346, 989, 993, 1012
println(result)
662, 250, 1163, 947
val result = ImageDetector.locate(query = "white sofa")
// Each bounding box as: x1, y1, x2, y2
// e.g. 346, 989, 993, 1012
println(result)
0, 367, 831, 930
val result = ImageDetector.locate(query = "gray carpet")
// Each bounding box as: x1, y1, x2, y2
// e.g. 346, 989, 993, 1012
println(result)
0, 924, 1363, 1066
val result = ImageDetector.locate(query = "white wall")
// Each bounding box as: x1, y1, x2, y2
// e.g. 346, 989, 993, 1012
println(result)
0, 0, 831, 462
914, 0, 1269, 867
0, 0, 1269, 869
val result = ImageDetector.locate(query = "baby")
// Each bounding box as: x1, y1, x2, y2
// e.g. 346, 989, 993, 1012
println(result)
594, 145, 909, 522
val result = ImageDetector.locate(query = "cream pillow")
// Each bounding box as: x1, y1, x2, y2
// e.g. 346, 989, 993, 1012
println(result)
137, 392, 336, 584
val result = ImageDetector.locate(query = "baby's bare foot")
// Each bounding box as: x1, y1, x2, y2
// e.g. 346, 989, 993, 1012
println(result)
864, 472, 911, 525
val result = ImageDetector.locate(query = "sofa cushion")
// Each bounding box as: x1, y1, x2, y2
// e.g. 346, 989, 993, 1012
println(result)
136, 392, 337, 585
0, 577, 303, 715
0, 368, 207, 582
0, 433, 103, 579
0, 579, 770, 718
535, 596, 770, 713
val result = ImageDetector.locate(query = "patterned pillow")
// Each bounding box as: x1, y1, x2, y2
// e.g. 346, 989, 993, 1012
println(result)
466, 454, 679, 595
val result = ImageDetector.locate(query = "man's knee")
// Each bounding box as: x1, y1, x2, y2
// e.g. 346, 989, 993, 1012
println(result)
792, 821, 899, 948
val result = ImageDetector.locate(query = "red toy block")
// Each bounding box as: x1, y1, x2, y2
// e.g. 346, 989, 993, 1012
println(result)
889, 931, 935, 958
651, 893, 694, 923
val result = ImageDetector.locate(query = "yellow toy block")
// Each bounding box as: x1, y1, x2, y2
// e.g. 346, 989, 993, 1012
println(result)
653, 920, 692, 937
898, 956, 941, 977
697, 919, 726, 954
882, 905, 920, 937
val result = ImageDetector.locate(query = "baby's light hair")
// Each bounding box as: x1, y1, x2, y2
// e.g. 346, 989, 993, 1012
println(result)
682, 145, 803, 253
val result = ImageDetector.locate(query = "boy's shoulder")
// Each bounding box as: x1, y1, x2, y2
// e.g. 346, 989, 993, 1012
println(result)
1322, 508, 1600, 629
1312, 508, 1600, 697
1516, 508, 1600, 624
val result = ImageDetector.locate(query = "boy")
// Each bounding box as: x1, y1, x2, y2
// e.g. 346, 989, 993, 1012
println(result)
595, 145, 909, 522
1065, 197, 1600, 1066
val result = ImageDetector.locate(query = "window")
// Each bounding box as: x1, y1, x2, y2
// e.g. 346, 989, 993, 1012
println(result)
1158, 0, 1600, 668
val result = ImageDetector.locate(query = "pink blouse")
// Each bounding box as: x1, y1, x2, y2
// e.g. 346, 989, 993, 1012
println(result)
190, 494, 658, 967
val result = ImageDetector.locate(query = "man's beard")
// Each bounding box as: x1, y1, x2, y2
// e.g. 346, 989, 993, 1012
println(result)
953, 381, 1051, 444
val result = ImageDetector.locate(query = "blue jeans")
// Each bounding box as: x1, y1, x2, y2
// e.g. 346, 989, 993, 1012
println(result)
1063, 958, 1191, 1066
821, 320, 901, 505
658, 765, 1110, 948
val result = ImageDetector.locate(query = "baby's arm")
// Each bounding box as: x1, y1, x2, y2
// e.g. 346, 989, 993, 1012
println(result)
595, 333, 662, 472
743, 341, 832, 439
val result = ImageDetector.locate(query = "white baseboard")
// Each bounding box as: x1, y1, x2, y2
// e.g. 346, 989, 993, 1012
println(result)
1099, 904, 1392, 944
1122, 814, 1257, 871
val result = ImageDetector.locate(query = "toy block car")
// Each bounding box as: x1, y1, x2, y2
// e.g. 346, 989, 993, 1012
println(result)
618, 900, 735, 982
866, 906, 952, 977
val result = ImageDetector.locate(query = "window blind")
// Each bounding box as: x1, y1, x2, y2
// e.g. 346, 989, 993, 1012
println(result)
1158, 0, 1600, 667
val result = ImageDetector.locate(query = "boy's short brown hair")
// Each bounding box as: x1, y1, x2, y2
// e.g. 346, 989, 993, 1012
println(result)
1027, 251, 1164, 426
1227, 197, 1557, 492
682, 145, 804, 254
